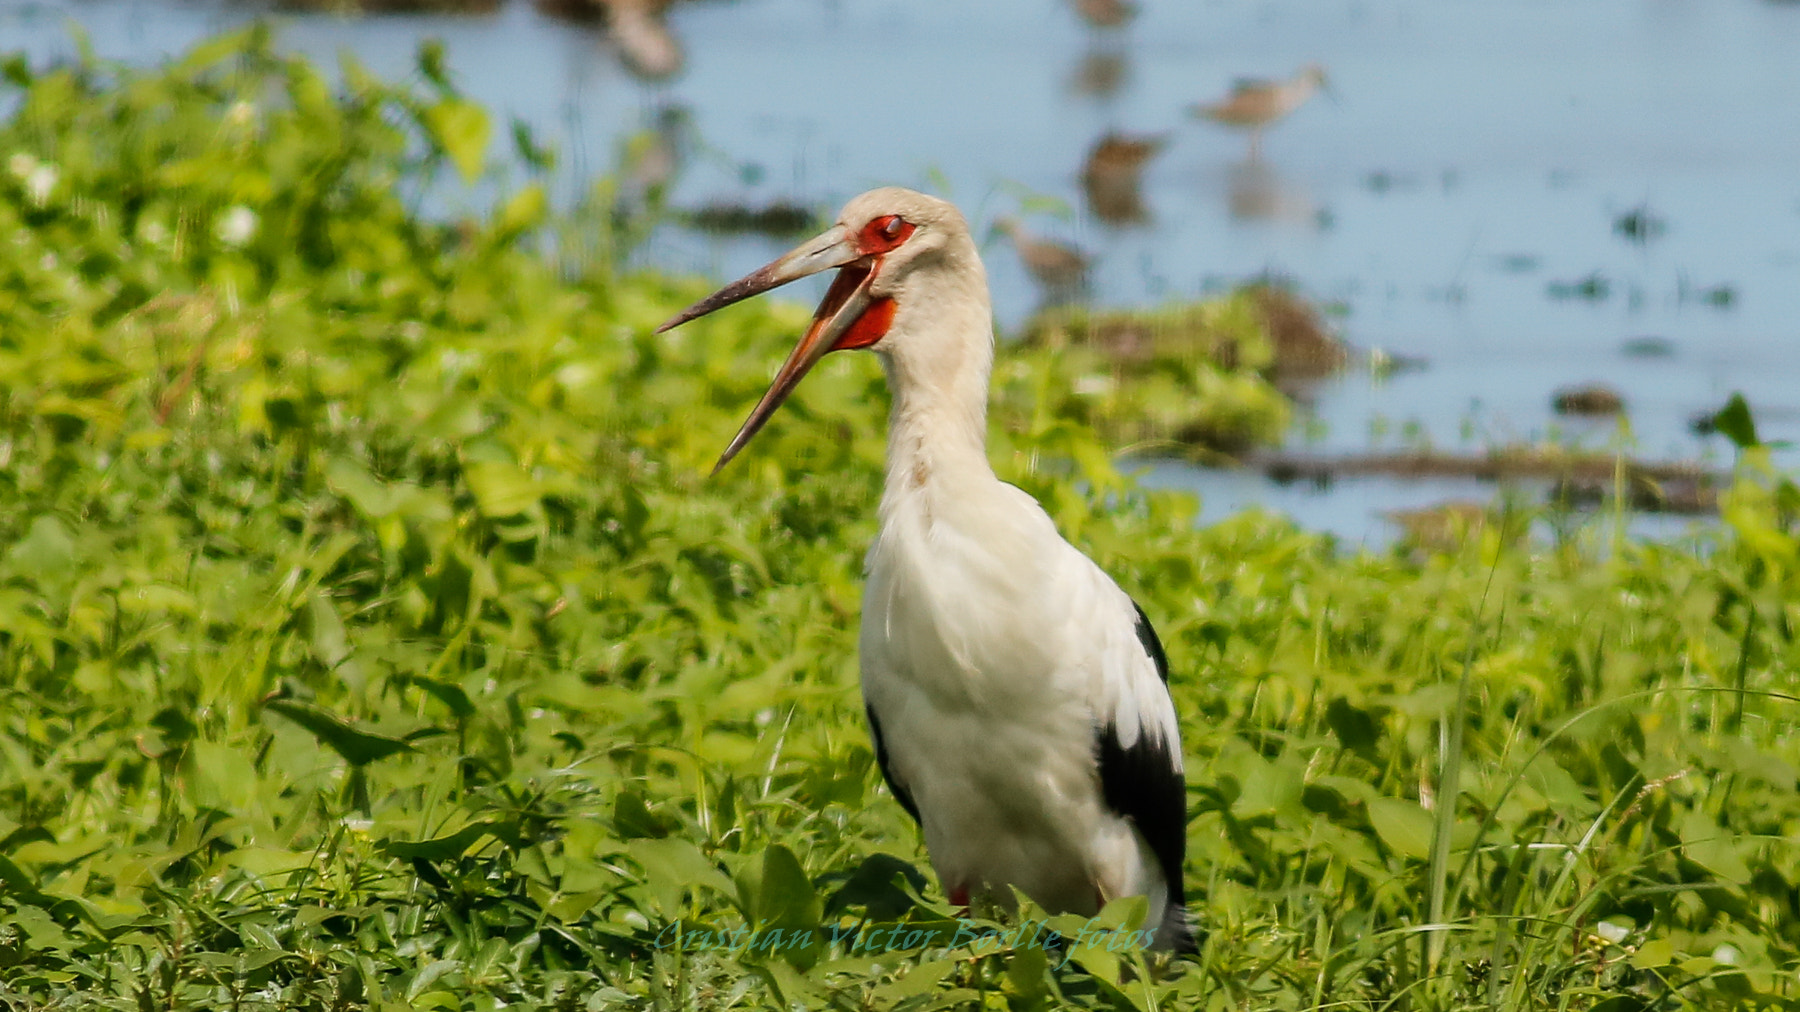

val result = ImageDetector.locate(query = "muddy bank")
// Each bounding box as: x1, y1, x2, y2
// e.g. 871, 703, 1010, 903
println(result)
1247, 448, 1725, 514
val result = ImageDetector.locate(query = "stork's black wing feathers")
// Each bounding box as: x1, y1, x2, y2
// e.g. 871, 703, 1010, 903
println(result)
1097, 601, 1195, 951
1132, 600, 1171, 683
867, 705, 921, 825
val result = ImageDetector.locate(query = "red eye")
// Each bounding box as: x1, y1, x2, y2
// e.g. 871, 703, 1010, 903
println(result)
858, 214, 915, 253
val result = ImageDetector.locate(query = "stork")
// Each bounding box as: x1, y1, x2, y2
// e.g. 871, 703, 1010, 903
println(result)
658, 188, 1194, 952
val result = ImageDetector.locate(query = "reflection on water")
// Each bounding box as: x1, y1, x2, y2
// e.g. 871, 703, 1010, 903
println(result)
1224, 157, 1317, 226
7, 0, 1800, 540
1069, 47, 1127, 99
1081, 131, 1163, 227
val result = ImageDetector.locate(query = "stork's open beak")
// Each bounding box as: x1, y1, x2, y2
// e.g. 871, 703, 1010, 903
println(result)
657, 224, 887, 474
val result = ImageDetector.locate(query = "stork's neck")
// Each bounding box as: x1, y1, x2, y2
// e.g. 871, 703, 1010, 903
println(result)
882, 352, 994, 498
875, 265, 999, 513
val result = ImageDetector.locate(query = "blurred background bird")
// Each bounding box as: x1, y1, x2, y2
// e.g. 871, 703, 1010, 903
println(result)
536, 0, 683, 79
1080, 131, 1166, 226
993, 216, 1092, 302
1071, 0, 1136, 28
1189, 63, 1329, 159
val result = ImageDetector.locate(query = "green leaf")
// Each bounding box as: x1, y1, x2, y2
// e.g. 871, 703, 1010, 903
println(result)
305, 590, 351, 669
397, 674, 476, 720
263, 698, 414, 767
755, 844, 822, 928
423, 97, 489, 185
379, 823, 492, 861
612, 791, 669, 840
872, 959, 956, 1002
625, 838, 737, 905
824, 853, 928, 920
464, 460, 543, 519
6, 515, 76, 575
406, 959, 461, 1002
1325, 696, 1382, 757
2, 54, 32, 88
495, 184, 547, 238
416, 39, 451, 90
1712, 392, 1759, 449
1368, 797, 1435, 860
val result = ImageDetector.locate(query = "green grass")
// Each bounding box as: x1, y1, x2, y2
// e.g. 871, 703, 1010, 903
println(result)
4, 28, 1800, 1012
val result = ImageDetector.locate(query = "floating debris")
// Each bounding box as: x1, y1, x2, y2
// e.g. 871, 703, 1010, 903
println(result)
1363, 170, 1419, 194
1546, 272, 1610, 301
680, 201, 821, 236
1490, 253, 1541, 274
1255, 447, 1722, 495
1677, 278, 1737, 308
1367, 347, 1431, 379
1551, 384, 1624, 416
1550, 475, 1717, 515
1613, 203, 1667, 245
1620, 335, 1675, 358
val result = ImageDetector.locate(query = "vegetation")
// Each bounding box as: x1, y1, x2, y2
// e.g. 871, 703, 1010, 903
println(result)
3, 30, 1800, 1011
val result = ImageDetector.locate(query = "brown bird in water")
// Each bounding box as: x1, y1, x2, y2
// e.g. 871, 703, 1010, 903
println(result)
536, 0, 682, 79
1080, 131, 1166, 226
994, 217, 1091, 297
1190, 64, 1329, 160
1072, 0, 1136, 28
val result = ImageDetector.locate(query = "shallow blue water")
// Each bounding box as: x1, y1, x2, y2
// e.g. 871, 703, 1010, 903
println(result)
6, 0, 1797, 541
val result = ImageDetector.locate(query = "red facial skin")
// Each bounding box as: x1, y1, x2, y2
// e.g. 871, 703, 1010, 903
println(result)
826, 215, 913, 350
857, 214, 916, 255
834, 296, 895, 350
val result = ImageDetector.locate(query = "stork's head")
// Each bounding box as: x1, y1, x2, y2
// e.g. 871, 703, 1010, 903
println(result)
658, 187, 988, 473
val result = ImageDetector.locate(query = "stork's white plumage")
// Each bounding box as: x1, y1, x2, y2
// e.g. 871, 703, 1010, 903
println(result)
658, 188, 1194, 951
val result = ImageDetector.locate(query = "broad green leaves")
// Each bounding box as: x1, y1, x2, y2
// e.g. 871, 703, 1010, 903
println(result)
421, 97, 489, 185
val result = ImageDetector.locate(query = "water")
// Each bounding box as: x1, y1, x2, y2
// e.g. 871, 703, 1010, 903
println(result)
6, 0, 1797, 542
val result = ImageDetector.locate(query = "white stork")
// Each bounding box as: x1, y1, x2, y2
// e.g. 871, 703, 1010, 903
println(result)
658, 188, 1194, 952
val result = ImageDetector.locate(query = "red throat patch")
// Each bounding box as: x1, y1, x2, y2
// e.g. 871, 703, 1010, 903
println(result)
834, 296, 896, 350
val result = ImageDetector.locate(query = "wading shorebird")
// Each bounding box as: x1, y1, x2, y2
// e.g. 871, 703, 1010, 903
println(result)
993, 216, 1092, 300
658, 188, 1194, 951
1189, 63, 1329, 160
